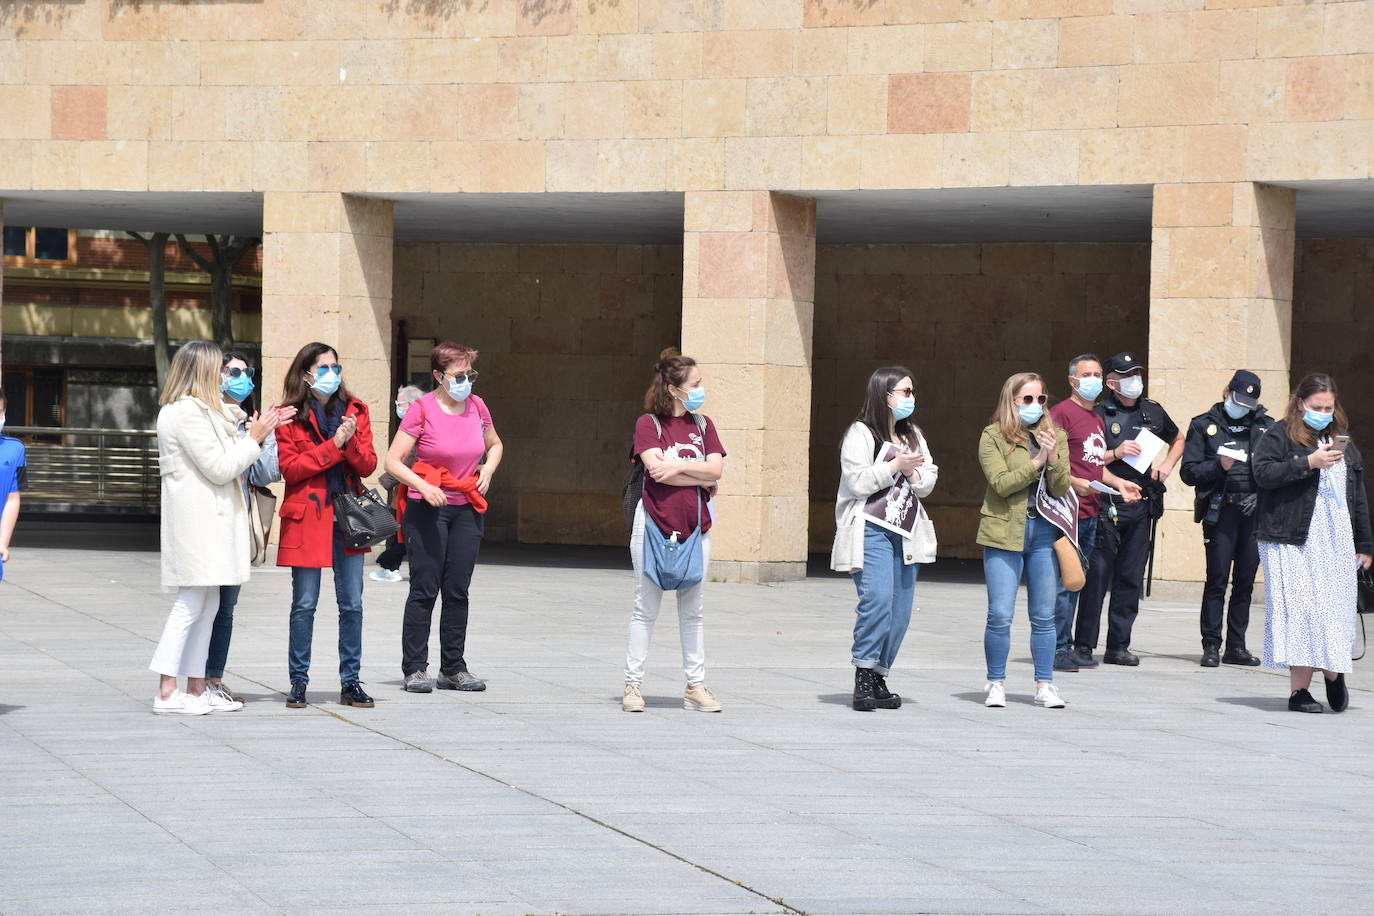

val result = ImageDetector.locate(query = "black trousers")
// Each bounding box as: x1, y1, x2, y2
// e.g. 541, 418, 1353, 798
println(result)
1075, 499, 1152, 652
401, 500, 483, 676
1200, 502, 1258, 650
375, 535, 405, 572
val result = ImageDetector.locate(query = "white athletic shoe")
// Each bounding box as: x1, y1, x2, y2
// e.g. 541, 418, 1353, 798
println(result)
1034, 683, 1066, 708
204, 683, 244, 712
984, 681, 1006, 708
369, 569, 403, 583
152, 690, 211, 716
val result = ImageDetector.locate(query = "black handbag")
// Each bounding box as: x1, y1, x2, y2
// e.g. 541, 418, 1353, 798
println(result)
333, 484, 399, 550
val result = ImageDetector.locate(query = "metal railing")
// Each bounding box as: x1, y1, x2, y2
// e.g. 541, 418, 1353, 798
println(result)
8, 426, 160, 511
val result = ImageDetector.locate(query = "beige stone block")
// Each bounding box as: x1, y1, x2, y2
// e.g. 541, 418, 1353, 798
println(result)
697, 362, 765, 430
430, 141, 482, 191
1057, 15, 1132, 67
564, 82, 625, 140
597, 139, 668, 191
682, 78, 747, 137
746, 77, 827, 137
640, 0, 712, 32
802, 135, 863, 188
1217, 59, 1287, 125
702, 29, 794, 77
625, 80, 684, 139
888, 72, 971, 134
765, 235, 816, 304
760, 489, 812, 561
200, 142, 253, 193
988, 0, 1108, 16
146, 140, 202, 191
1149, 227, 1170, 299
1167, 227, 1251, 299
1257, 5, 1322, 59
695, 230, 769, 298
992, 18, 1057, 70
762, 364, 813, 430
705, 494, 762, 563
517, 0, 574, 35
1152, 183, 1233, 229
666, 137, 726, 189
1348, 55, 1374, 120
335, 296, 393, 364
942, 131, 1009, 187
32, 140, 81, 190
1078, 126, 1184, 184
1286, 57, 1346, 123
253, 141, 310, 192
1008, 130, 1079, 186
1248, 228, 1295, 301
724, 136, 802, 189
516, 84, 564, 141
826, 75, 888, 136
406, 38, 498, 84
682, 298, 767, 363
597, 33, 654, 81
544, 139, 599, 191
364, 141, 429, 192
1183, 125, 1247, 183
1149, 300, 1244, 370
454, 84, 518, 141
1155, 508, 1206, 583
1032, 67, 1117, 130
724, 0, 803, 29
859, 134, 942, 189
793, 26, 848, 75
763, 297, 815, 366
847, 25, 925, 75
652, 31, 703, 78
77, 140, 148, 190
546, 34, 600, 81
685, 190, 758, 232
1323, 1, 1374, 56
51, 85, 107, 142
500, 37, 549, 82
170, 86, 226, 141
682, 233, 700, 298
969, 71, 1033, 132
577, 0, 639, 33
803, 0, 885, 27
1118, 63, 1219, 128
886, 0, 973, 22
107, 86, 172, 141
1242, 295, 1293, 370
340, 40, 408, 85
263, 234, 341, 296
0, 140, 33, 189
1134, 10, 1256, 64
1232, 182, 1296, 232
924, 21, 992, 72
479, 141, 547, 192
1247, 121, 1371, 181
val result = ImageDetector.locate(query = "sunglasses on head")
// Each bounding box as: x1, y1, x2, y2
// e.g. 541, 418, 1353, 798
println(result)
1019, 394, 1048, 405
222, 366, 254, 379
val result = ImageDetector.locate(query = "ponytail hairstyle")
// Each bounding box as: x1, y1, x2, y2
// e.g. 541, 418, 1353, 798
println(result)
644, 347, 697, 417
854, 365, 920, 452
1284, 372, 1348, 449
991, 371, 1058, 449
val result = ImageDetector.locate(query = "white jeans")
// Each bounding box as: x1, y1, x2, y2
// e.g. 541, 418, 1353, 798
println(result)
625, 501, 710, 686
148, 586, 220, 678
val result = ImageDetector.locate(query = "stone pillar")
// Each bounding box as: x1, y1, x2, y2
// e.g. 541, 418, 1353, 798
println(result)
681, 191, 816, 584
261, 193, 394, 484
1148, 182, 1296, 583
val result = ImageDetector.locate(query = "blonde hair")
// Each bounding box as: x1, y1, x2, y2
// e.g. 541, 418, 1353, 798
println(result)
991, 371, 1057, 448
160, 340, 226, 408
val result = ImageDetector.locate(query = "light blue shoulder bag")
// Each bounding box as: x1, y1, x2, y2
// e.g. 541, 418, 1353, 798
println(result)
642, 487, 705, 591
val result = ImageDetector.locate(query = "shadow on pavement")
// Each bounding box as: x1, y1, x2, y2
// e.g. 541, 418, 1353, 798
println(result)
1215, 695, 1289, 711
0, 704, 24, 716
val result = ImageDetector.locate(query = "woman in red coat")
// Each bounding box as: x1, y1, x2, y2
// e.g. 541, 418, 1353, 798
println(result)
276, 342, 378, 709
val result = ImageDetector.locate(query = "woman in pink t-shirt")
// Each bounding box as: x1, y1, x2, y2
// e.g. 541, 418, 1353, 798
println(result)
384, 342, 503, 694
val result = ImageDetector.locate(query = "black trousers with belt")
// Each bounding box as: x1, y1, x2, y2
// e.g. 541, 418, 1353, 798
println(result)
401, 500, 484, 677
1200, 500, 1258, 651
1075, 499, 1151, 652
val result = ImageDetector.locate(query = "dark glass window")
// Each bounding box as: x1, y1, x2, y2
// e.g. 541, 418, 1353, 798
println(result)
3, 226, 26, 257
33, 227, 68, 261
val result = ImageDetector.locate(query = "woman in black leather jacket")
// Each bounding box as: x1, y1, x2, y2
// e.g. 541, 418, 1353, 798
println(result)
1252, 374, 1372, 714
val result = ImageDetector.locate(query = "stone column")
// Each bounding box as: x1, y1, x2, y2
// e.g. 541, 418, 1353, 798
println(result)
681, 191, 816, 584
261, 193, 394, 484
1148, 182, 1296, 583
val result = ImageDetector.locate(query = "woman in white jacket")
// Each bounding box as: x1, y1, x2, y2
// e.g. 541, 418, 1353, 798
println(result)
831, 366, 938, 711
150, 341, 285, 715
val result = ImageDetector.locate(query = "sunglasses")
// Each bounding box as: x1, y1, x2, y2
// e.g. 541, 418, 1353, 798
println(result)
313, 365, 342, 377
222, 367, 254, 379
1019, 394, 1048, 405
889, 387, 914, 398
441, 371, 480, 384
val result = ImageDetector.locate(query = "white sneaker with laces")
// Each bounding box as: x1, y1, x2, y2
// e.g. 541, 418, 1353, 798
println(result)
152, 690, 212, 716
1034, 683, 1066, 708
984, 681, 1006, 708
369, 569, 403, 583
205, 684, 244, 712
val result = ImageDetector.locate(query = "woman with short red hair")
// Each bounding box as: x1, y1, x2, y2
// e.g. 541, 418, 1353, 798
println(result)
384, 342, 503, 693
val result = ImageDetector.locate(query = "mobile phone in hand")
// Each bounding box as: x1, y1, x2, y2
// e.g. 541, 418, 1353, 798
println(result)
1332, 434, 1350, 453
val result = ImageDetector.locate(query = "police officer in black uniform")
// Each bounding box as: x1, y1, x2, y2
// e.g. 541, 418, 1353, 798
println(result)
1073, 352, 1185, 666
1179, 370, 1273, 668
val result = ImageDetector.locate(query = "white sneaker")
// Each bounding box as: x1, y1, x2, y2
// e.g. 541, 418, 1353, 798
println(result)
152, 690, 211, 716
205, 684, 244, 712
369, 569, 403, 583
1034, 683, 1066, 708
984, 681, 1006, 708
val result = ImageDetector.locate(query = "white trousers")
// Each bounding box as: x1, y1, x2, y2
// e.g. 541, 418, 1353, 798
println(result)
148, 586, 220, 678
625, 501, 710, 686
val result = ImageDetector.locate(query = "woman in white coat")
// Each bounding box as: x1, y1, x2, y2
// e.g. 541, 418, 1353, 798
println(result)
832, 366, 938, 711
150, 341, 285, 715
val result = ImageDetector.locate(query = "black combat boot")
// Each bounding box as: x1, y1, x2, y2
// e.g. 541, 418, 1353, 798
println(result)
852, 668, 877, 712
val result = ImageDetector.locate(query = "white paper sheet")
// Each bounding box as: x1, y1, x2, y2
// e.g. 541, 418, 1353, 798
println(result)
1217, 445, 1248, 463
1123, 428, 1166, 475
1089, 480, 1120, 495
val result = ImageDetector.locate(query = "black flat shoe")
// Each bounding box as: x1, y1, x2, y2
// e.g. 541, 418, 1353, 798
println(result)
285, 679, 307, 708
872, 674, 901, 710
340, 682, 375, 708
1325, 674, 1349, 713
1222, 647, 1261, 666
1103, 649, 1139, 666
1200, 644, 1220, 667
1288, 689, 1324, 713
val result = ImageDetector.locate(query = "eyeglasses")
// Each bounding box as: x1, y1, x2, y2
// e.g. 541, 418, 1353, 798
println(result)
1019, 394, 1048, 405
313, 365, 342, 378
889, 387, 914, 398
222, 367, 254, 379
442, 371, 479, 383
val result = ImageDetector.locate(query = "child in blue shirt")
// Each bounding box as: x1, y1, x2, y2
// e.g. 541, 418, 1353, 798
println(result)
0, 392, 26, 581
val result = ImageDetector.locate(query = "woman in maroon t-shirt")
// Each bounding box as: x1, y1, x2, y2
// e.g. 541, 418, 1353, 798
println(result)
622, 348, 726, 714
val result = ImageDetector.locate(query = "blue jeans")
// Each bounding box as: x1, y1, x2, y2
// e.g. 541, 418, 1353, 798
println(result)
204, 585, 242, 679
1054, 518, 1098, 652
289, 530, 365, 685
984, 517, 1059, 683
850, 523, 918, 676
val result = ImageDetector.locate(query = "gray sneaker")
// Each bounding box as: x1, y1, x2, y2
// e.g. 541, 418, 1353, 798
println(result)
436, 670, 486, 691
403, 670, 433, 693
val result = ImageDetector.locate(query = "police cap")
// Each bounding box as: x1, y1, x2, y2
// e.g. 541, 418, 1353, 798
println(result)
1228, 369, 1261, 409
1105, 352, 1143, 375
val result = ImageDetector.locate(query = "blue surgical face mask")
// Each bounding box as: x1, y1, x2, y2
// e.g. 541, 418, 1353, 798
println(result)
310, 368, 341, 397
1224, 397, 1250, 420
396, 404, 408, 420
891, 397, 915, 421
446, 377, 472, 402
681, 386, 706, 413
1304, 408, 1334, 431
221, 373, 254, 404
1019, 403, 1044, 426
1117, 375, 1144, 400
1074, 376, 1103, 401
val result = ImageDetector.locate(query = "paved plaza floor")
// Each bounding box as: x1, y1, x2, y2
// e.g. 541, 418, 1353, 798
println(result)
1, 532, 1372, 915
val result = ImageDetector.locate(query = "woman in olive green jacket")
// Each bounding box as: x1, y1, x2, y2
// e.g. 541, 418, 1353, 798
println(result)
978, 372, 1071, 709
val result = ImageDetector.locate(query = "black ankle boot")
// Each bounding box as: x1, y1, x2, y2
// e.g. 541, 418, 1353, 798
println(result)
872, 674, 902, 709
1200, 641, 1221, 668
286, 679, 307, 708
852, 668, 877, 712
340, 681, 375, 708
